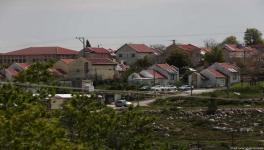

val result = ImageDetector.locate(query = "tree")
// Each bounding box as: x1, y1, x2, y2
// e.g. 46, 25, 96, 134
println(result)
204, 47, 224, 65
204, 39, 218, 48
0, 84, 80, 149
131, 56, 152, 71
61, 94, 154, 149
244, 28, 264, 46
166, 51, 191, 70
15, 61, 55, 84
222, 36, 239, 45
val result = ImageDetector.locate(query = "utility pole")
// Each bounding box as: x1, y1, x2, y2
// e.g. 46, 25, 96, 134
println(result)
76, 37, 86, 57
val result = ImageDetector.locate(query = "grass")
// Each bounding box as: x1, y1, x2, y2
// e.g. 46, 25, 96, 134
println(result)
200, 82, 264, 99
144, 95, 264, 149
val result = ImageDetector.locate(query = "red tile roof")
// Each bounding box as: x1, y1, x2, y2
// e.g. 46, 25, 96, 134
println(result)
61, 59, 75, 64
128, 44, 155, 53
5, 68, 19, 77
16, 63, 30, 69
84, 47, 110, 54
87, 58, 116, 65
217, 63, 239, 71
177, 44, 201, 53
146, 69, 165, 79
4, 47, 78, 56
156, 64, 178, 73
207, 68, 225, 78
224, 44, 256, 52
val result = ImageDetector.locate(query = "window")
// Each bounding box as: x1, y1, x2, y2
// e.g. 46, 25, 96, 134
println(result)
119, 54, 123, 58
76, 69, 80, 73
232, 73, 238, 80
84, 62, 89, 73
131, 53, 135, 58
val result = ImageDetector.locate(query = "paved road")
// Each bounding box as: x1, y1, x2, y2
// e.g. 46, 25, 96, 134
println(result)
108, 88, 218, 108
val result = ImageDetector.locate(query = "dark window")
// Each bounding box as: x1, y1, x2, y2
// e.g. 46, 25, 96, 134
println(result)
119, 54, 123, 57
131, 53, 135, 57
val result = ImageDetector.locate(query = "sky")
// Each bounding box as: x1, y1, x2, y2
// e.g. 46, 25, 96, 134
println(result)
0, 0, 264, 52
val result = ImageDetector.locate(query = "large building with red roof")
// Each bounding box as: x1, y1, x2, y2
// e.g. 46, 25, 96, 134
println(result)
0, 46, 78, 65
116, 43, 157, 65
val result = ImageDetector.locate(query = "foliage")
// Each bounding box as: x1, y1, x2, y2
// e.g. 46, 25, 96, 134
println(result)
221, 36, 239, 45
15, 61, 55, 84
0, 84, 79, 149
204, 39, 218, 48
131, 56, 152, 70
204, 46, 224, 65
244, 28, 264, 46
166, 50, 191, 71
60, 94, 155, 149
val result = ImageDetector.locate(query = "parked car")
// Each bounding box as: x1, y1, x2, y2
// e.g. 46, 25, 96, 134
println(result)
139, 85, 150, 91
115, 100, 132, 107
178, 85, 193, 91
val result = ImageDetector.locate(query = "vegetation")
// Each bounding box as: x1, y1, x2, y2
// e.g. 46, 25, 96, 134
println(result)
166, 50, 191, 73
244, 28, 264, 46
221, 36, 239, 45
204, 46, 224, 65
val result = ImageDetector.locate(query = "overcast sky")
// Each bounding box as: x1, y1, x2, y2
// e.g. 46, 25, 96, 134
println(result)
0, 0, 263, 52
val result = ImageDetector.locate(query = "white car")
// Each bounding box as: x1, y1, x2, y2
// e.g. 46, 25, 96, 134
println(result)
179, 85, 193, 91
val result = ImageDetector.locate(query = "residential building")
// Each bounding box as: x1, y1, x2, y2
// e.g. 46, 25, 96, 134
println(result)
0, 46, 78, 65
210, 62, 240, 86
189, 62, 240, 88
150, 63, 179, 83
53, 57, 117, 82
128, 63, 179, 86
1, 63, 30, 80
79, 47, 112, 59
165, 41, 202, 66
116, 44, 156, 65
222, 44, 256, 63
199, 68, 226, 87
128, 69, 167, 85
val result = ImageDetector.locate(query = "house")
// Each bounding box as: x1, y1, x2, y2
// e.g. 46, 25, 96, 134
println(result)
53, 57, 117, 84
189, 62, 240, 88
1, 63, 30, 80
150, 63, 179, 84
116, 44, 156, 65
210, 62, 240, 86
79, 47, 112, 59
165, 41, 202, 66
199, 68, 226, 87
128, 69, 167, 85
0, 46, 78, 65
128, 63, 179, 86
222, 44, 256, 64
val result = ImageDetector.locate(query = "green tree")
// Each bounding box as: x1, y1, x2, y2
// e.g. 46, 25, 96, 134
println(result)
61, 94, 154, 149
204, 47, 224, 65
0, 84, 80, 149
166, 51, 191, 70
15, 61, 55, 84
132, 56, 152, 71
222, 36, 239, 45
244, 28, 264, 46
